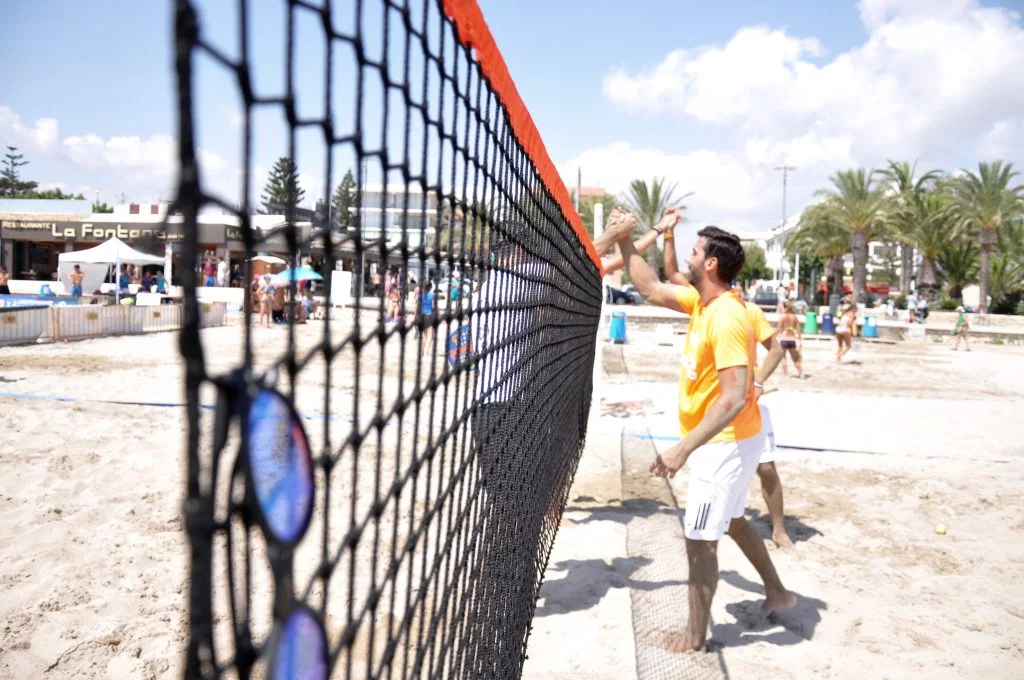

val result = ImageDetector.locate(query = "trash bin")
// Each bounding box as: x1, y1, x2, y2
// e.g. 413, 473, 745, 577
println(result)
863, 314, 878, 338
802, 310, 819, 334
609, 311, 627, 344
821, 312, 835, 335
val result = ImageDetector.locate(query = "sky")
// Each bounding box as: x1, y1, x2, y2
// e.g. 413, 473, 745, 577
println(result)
2, 0, 1023, 240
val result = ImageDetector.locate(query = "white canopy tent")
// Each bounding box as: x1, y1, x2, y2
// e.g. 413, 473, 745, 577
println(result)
57, 237, 166, 302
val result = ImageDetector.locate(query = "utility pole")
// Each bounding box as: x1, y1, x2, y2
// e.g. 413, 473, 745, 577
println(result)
774, 164, 796, 286
575, 168, 581, 212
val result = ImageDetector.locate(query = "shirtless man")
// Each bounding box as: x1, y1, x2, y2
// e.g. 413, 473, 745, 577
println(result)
605, 211, 795, 651
664, 222, 795, 549
68, 265, 85, 298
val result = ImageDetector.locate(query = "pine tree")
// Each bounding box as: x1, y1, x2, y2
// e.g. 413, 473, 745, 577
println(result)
0, 146, 38, 197
260, 157, 305, 214
331, 169, 356, 231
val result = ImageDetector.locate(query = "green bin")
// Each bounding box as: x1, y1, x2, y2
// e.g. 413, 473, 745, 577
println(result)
802, 310, 819, 334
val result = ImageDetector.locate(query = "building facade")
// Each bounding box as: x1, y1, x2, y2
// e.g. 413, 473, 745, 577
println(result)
1, 185, 442, 288
0, 200, 311, 285
356, 183, 439, 248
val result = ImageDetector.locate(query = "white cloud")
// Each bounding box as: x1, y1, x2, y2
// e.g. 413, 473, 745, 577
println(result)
62, 133, 178, 175
0, 106, 61, 152
603, 27, 825, 126
743, 127, 856, 169
222, 107, 246, 129
604, 0, 1024, 148
589, 0, 1024, 229
977, 118, 1024, 161
559, 141, 772, 230
0, 104, 235, 204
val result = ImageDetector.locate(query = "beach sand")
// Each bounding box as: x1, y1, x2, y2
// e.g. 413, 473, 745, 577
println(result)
2, 323, 1024, 678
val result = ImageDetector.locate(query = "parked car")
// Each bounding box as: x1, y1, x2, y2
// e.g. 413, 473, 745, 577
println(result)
753, 286, 778, 309
608, 285, 642, 304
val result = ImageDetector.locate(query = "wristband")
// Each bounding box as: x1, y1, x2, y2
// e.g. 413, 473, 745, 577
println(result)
653, 227, 664, 235
753, 381, 764, 390
663, 231, 674, 240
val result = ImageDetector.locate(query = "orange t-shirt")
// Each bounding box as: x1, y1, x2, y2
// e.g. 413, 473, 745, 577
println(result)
744, 300, 774, 344
744, 299, 774, 372
677, 286, 761, 442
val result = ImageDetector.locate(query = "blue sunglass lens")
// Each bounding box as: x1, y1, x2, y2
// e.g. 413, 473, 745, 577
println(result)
247, 390, 314, 544
272, 608, 328, 680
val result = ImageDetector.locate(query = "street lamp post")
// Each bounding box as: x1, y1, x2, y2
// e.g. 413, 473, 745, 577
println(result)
774, 164, 796, 289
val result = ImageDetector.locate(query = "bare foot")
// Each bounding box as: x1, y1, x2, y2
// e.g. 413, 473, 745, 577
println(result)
661, 630, 706, 653
773, 530, 796, 549
762, 588, 797, 616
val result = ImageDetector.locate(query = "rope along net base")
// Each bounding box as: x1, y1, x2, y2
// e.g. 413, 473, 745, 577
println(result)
174, 0, 603, 677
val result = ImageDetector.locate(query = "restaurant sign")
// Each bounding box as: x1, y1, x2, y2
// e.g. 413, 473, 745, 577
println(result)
0, 220, 185, 242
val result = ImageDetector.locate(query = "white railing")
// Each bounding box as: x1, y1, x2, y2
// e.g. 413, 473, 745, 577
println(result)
0, 307, 50, 346
0, 302, 227, 346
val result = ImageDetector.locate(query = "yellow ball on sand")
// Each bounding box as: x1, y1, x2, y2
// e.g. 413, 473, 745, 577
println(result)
935, 523, 947, 535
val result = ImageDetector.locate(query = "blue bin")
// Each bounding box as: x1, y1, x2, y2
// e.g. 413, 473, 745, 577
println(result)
609, 311, 627, 344
863, 315, 878, 338
821, 312, 835, 335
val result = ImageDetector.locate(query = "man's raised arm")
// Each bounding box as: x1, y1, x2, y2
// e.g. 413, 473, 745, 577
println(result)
604, 209, 688, 313
662, 218, 690, 287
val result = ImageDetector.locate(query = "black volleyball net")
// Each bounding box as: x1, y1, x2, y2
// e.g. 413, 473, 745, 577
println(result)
173, 0, 603, 677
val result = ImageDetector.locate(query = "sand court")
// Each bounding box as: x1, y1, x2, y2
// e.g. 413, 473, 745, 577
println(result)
2, 324, 1024, 678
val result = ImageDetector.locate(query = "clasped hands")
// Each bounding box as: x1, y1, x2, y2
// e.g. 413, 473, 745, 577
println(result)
604, 207, 681, 244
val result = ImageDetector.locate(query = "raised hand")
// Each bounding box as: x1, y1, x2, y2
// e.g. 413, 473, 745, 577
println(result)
604, 210, 638, 243
656, 207, 681, 234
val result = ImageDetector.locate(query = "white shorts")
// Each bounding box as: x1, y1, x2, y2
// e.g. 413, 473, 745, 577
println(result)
759, 403, 777, 464
678, 432, 765, 541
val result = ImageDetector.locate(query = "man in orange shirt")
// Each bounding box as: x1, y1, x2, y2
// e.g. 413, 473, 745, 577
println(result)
605, 209, 795, 652
663, 221, 794, 549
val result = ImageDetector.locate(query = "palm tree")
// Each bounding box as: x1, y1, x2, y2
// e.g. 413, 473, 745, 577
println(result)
876, 161, 942, 297
948, 161, 1024, 313
787, 202, 851, 300
988, 217, 1024, 311
936, 241, 979, 301
814, 169, 887, 303
998, 217, 1024, 263
987, 253, 1024, 311
625, 177, 691, 271
911, 189, 961, 301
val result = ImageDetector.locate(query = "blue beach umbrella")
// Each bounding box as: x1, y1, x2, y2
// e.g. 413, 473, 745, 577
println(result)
273, 266, 323, 283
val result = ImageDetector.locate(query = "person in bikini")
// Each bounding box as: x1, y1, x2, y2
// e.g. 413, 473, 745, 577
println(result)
386, 271, 401, 322
835, 304, 855, 362
777, 301, 803, 378
258, 274, 273, 327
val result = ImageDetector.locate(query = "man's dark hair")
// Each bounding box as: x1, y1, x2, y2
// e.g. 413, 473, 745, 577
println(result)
697, 225, 745, 283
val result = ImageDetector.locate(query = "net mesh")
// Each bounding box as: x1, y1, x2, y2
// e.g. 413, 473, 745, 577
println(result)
173, 0, 602, 677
